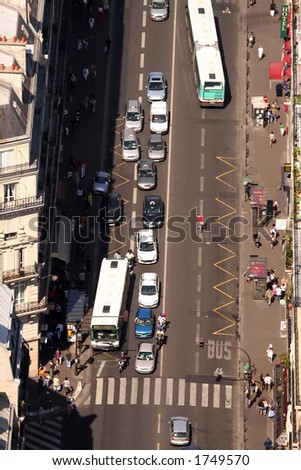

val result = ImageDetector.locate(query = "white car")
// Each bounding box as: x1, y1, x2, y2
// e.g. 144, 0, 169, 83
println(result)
138, 272, 159, 308
135, 342, 156, 374
124, 100, 143, 133
150, 101, 168, 134
136, 229, 158, 264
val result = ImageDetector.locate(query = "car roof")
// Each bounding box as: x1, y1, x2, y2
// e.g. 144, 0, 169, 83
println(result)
139, 159, 154, 169
139, 342, 154, 352
122, 128, 137, 139
127, 99, 140, 109
170, 417, 189, 431
138, 229, 154, 240
141, 272, 158, 281
149, 133, 163, 143
137, 308, 152, 318
151, 101, 167, 111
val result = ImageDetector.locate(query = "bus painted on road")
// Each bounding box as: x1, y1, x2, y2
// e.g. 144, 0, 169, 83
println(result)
186, 0, 225, 107
90, 257, 129, 350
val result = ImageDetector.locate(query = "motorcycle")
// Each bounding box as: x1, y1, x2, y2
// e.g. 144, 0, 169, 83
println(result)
118, 352, 128, 373
248, 31, 255, 48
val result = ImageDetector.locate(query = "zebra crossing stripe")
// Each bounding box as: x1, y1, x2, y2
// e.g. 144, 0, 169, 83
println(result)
225, 385, 232, 409
154, 378, 161, 405
119, 378, 126, 405
143, 378, 151, 405
166, 378, 173, 405
107, 378, 115, 405
190, 383, 197, 407
201, 383, 209, 407
130, 377, 138, 404
213, 384, 220, 408
96, 378, 103, 405
178, 379, 185, 406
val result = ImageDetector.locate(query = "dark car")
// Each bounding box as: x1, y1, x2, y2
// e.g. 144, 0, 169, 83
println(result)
142, 195, 164, 228
103, 193, 123, 226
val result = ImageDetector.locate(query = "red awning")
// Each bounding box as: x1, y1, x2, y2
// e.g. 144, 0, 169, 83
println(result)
269, 62, 291, 80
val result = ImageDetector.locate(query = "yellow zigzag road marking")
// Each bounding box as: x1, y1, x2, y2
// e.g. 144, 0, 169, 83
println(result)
215, 156, 237, 192
112, 171, 130, 189
214, 197, 237, 233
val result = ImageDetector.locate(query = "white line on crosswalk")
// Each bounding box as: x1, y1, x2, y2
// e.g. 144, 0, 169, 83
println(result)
96, 378, 103, 405
201, 383, 209, 407
119, 378, 126, 405
107, 378, 115, 405
190, 382, 197, 407
178, 379, 185, 406
225, 385, 232, 409
213, 384, 220, 408
166, 378, 173, 405
143, 378, 151, 405
130, 378, 138, 405
154, 378, 161, 405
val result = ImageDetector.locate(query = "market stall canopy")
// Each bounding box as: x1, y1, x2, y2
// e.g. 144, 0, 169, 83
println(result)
248, 256, 267, 279
269, 62, 291, 80
250, 186, 266, 207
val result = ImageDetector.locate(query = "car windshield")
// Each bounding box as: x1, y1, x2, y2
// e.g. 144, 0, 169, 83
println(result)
173, 432, 187, 438
150, 141, 163, 151
152, 114, 166, 123
96, 175, 107, 183
140, 241, 155, 251
137, 351, 154, 360
136, 317, 153, 326
139, 168, 153, 177
127, 112, 140, 121
141, 285, 156, 296
124, 140, 137, 149
153, 1, 166, 7
149, 81, 163, 91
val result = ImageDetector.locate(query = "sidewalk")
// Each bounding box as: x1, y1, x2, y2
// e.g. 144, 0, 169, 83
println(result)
241, 2, 290, 450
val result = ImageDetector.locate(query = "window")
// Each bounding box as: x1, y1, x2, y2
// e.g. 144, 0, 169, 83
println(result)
4, 183, 16, 203
14, 283, 26, 304
14, 248, 24, 269
0, 149, 14, 169
4, 219, 17, 240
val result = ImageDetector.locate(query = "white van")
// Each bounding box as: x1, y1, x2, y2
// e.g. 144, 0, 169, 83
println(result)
150, 101, 168, 134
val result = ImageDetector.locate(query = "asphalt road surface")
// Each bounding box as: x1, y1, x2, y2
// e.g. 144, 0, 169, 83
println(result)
62, 0, 245, 450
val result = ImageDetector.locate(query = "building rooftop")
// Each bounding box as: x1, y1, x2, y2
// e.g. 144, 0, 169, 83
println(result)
0, 83, 27, 141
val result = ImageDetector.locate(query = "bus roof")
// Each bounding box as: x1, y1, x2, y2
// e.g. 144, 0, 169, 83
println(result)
195, 46, 224, 83
90, 258, 128, 327
187, 0, 218, 48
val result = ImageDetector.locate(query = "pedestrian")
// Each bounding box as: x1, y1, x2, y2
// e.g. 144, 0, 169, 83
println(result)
270, 2, 276, 16
263, 437, 273, 450
77, 36, 83, 51
258, 45, 264, 59
270, 234, 277, 249
55, 323, 64, 340
55, 303, 62, 314
257, 399, 265, 415
264, 373, 273, 392
266, 344, 274, 362
279, 122, 285, 136
37, 375, 44, 392
66, 349, 72, 368
39, 406, 46, 425
281, 236, 286, 253
253, 232, 261, 248
90, 63, 97, 79
90, 95, 96, 113
83, 38, 89, 50
275, 285, 282, 302
49, 360, 55, 380
85, 255, 91, 273
76, 186, 83, 199
88, 16, 95, 29
97, 6, 104, 21
104, 36, 112, 53
265, 288, 274, 306
272, 201, 278, 217
87, 192, 93, 207
63, 377, 71, 396
280, 279, 287, 298
83, 67, 89, 81
46, 330, 54, 346
55, 348, 62, 366
269, 131, 275, 147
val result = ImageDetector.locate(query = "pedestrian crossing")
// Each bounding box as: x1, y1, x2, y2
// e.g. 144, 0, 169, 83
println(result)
24, 416, 63, 450
90, 377, 233, 409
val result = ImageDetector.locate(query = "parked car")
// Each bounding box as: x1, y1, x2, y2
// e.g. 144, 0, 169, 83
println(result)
137, 159, 157, 190
149, 0, 169, 21
135, 342, 156, 374
146, 72, 167, 102
138, 272, 159, 308
150, 101, 168, 134
124, 100, 143, 132
147, 133, 166, 161
169, 417, 191, 446
92, 171, 111, 195
142, 195, 164, 228
134, 308, 155, 339
120, 128, 140, 161
136, 229, 158, 264
103, 193, 123, 226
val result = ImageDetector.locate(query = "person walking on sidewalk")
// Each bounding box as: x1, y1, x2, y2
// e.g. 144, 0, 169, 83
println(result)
66, 349, 72, 369
63, 377, 71, 396
263, 437, 273, 450
269, 131, 275, 147
279, 122, 285, 136
266, 344, 274, 362
55, 348, 62, 366
264, 373, 273, 392
258, 45, 264, 59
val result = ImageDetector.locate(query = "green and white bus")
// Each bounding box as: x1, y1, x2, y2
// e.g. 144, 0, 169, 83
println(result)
90, 257, 129, 350
186, 0, 225, 107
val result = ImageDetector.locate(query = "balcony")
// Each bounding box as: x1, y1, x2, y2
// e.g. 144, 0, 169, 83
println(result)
0, 195, 44, 215
15, 297, 47, 315
2, 265, 38, 282
0, 161, 38, 178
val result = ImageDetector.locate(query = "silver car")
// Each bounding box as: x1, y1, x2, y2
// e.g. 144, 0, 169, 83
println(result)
120, 129, 140, 161
135, 342, 156, 374
137, 159, 157, 190
146, 72, 167, 102
124, 100, 143, 132
92, 171, 111, 195
169, 417, 191, 446
149, 1, 169, 21
147, 134, 166, 161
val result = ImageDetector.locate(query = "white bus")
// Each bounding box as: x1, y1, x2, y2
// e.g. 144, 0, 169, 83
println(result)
90, 257, 129, 350
186, 0, 225, 107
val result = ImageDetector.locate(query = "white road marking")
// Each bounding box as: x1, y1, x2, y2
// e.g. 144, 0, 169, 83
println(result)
225, 385, 232, 409
195, 351, 200, 374
157, 413, 161, 434
200, 175, 204, 192
197, 274, 201, 293
130, 377, 138, 404
133, 164, 138, 181
132, 187, 137, 204
142, 10, 147, 27
199, 199, 203, 215
200, 152, 205, 170
95, 378, 103, 405
139, 73, 144, 91
190, 383, 197, 407
132, 210, 136, 228
154, 378, 161, 405
198, 246, 202, 267
178, 378, 185, 406
140, 53, 145, 68
142, 378, 151, 405
201, 128, 205, 147
201, 383, 209, 407
96, 362, 105, 377
213, 384, 221, 408
119, 378, 127, 405
141, 31, 146, 48
196, 298, 201, 317
166, 378, 173, 405
195, 323, 200, 344
107, 378, 115, 405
